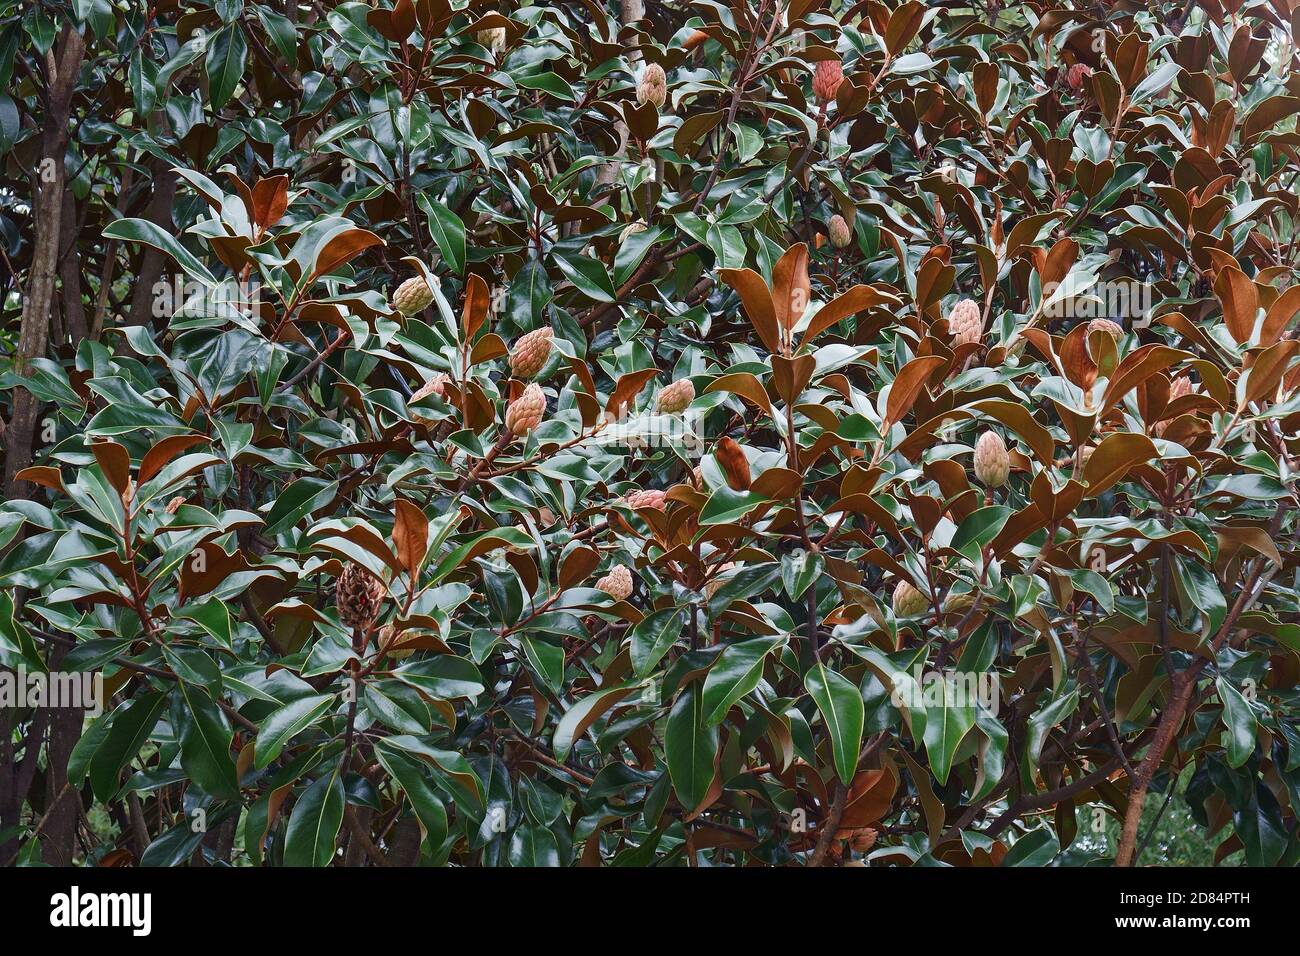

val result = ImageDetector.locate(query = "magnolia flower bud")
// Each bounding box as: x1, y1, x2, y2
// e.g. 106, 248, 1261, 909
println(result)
377, 624, 413, 660
948, 298, 983, 347
892, 580, 928, 618
704, 561, 737, 599
165, 495, 185, 515
656, 378, 695, 414
392, 276, 434, 315
1156, 376, 1194, 437
509, 326, 553, 378
619, 220, 648, 243
1087, 318, 1124, 339
625, 489, 668, 511
813, 58, 844, 103
410, 372, 450, 404
505, 383, 546, 435
1066, 63, 1093, 92
596, 565, 633, 600
637, 63, 667, 109
828, 214, 852, 249
942, 590, 976, 613
715, 437, 751, 491
122, 479, 136, 505
848, 827, 878, 853
974, 430, 1010, 488
476, 26, 507, 55
336, 562, 386, 629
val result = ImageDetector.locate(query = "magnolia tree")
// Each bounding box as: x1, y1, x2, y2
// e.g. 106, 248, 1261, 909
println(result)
1, 0, 1299, 868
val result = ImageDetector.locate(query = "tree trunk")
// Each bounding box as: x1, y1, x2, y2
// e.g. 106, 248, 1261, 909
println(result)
3, 26, 85, 498
41, 646, 87, 865
126, 158, 178, 329
386, 815, 423, 866
59, 190, 88, 348
594, 1, 644, 192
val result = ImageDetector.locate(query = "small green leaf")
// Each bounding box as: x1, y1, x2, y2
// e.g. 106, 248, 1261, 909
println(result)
283, 769, 345, 867
665, 683, 719, 812
806, 663, 865, 785
701, 636, 783, 725
1217, 677, 1258, 768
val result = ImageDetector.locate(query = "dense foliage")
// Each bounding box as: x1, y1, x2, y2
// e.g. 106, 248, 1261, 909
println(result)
3, 0, 1300, 868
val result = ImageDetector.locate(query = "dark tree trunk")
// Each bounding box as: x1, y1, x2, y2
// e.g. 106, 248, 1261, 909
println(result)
125, 159, 178, 330
2, 26, 86, 498
58, 190, 88, 348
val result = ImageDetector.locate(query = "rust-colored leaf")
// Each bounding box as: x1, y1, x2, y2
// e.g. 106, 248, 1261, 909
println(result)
772, 243, 811, 339
715, 437, 751, 491
140, 434, 210, 484
1082, 432, 1158, 499
802, 284, 900, 343
1242, 339, 1300, 408
771, 353, 816, 404
312, 228, 385, 282
884, 355, 946, 429
705, 372, 772, 416
461, 273, 490, 343
605, 369, 659, 419
92, 441, 131, 496
973, 61, 998, 115
718, 267, 780, 354
839, 767, 898, 828
251, 175, 289, 233
392, 0, 417, 38
971, 400, 1055, 465
1059, 322, 1098, 392
1260, 285, 1300, 345
14, 466, 64, 494
393, 499, 429, 577
884, 0, 925, 55
1101, 344, 1194, 413
559, 546, 599, 589
1214, 265, 1259, 344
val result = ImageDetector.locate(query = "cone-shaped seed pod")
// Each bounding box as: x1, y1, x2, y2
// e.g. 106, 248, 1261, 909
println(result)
625, 489, 667, 511
476, 26, 506, 54
596, 565, 633, 600
336, 562, 386, 628
1087, 317, 1124, 339
849, 827, 878, 853
947, 298, 983, 347
505, 383, 546, 435
509, 326, 554, 378
1066, 63, 1093, 92
813, 58, 844, 102
892, 579, 928, 618
656, 378, 695, 414
637, 63, 667, 109
974, 430, 1010, 488
942, 589, 977, 613
410, 372, 450, 403
392, 276, 434, 315
828, 214, 852, 248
